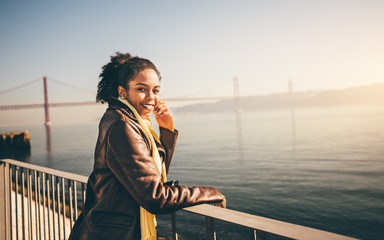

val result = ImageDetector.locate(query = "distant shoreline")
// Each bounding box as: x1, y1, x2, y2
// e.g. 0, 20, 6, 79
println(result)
174, 82, 384, 114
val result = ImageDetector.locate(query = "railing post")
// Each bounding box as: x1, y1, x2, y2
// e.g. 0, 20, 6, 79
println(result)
171, 212, 178, 240
251, 229, 263, 240
0, 162, 10, 240
15, 167, 19, 240
0, 162, 5, 240
205, 216, 216, 240
27, 169, 32, 240
21, 168, 26, 240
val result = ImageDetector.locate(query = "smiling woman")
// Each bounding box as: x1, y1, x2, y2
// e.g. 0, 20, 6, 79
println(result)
118, 69, 174, 131
68, 52, 226, 240
120, 69, 161, 119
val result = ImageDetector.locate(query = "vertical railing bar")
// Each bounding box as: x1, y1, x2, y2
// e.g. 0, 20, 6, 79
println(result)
9, 165, 13, 240
52, 175, 56, 240
32, 170, 39, 239
37, 171, 42, 240
42, 172, 47, 240
255, 229, 263, 240
3, 162, 11, 240
205, 216, 216, 240
0, 162, 4, 240
1, 161, 6, 240
47, 174, 51, 240
27, 169, 33, 240
74, 181, 78, 218
251, 229, 256, 240
34, 171, 38, 240
171, 212, 178, 240
15, 166, 19, 240
81, 182, 86, 209
56, 176, 61, 240
21, 168, 26, 240
8, 164, 13, 240
69, 180, 74, 228
62, 178, 66, 240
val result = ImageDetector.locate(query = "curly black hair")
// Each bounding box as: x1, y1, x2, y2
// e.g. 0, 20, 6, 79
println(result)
96, 52, 161, 103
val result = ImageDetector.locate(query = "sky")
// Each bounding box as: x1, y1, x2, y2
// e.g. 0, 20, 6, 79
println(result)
0, 0, 384, 104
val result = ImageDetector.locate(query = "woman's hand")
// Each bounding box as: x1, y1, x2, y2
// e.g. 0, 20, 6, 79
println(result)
214, 196, 227, 208
154, 98, 174, 131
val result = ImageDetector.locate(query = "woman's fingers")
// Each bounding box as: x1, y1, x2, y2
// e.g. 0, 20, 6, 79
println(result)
153, 99, 174, 131
154, 101, 169, 115
214, 197, 227, 208
156, 105, 168, 115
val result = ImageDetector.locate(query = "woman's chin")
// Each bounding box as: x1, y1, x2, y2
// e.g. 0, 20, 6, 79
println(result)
140, 112, 151, 120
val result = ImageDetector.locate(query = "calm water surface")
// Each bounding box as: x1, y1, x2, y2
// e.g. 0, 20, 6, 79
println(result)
2, 105, 384, 239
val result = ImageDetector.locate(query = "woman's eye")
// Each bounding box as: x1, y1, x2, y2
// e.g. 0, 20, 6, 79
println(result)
138, 88, 146, 92
153, 89, 160, 94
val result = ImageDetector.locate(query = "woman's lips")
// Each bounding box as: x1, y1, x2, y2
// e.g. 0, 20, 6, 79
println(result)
142, 104, 154, 110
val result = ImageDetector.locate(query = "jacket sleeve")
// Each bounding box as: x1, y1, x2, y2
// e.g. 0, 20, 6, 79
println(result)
159, 127, 178, 174
106, 120, 225, 214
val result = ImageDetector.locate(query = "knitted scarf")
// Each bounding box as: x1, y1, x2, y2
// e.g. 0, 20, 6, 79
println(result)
118, 97, 167, 240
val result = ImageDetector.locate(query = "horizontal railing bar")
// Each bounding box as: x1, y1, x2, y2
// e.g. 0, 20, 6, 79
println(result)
1, 159, 88, 183
183, 204, 356, 240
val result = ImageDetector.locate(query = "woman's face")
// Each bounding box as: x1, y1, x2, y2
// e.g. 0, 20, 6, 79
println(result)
125, 69, 161, 119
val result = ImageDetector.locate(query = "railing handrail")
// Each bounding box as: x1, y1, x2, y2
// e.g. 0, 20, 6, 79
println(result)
183, 204, 356, 240
0, 158, 357, 240
0, 159, 88, 183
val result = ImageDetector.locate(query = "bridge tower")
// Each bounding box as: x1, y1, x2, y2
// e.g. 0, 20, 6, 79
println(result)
43, 76, 51, 125
289, 78, 293, 93
233, 76, 241, 114
233, 76, 243, 152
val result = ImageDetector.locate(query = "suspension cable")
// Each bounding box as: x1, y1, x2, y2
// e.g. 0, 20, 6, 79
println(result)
0, 77, 42, 95
174, 79, 233, 98
47, 76, 95, 95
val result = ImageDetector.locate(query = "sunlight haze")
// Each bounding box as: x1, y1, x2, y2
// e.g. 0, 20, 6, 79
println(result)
0, 0, 383, 125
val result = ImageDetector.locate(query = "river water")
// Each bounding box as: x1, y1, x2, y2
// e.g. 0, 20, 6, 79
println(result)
1, 105, 383, 239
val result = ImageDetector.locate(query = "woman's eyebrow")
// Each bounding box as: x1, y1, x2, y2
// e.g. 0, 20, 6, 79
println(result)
135, 83, 160, 88
135, 83, 148, 86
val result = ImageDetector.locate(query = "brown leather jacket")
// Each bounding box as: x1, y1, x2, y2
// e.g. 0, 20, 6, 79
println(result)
69, 98, 225, 240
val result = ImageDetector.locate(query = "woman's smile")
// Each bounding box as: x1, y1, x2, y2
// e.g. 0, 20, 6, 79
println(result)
142, 103, 155, 110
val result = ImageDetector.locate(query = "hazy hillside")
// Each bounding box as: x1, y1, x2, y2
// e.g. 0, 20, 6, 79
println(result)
174, 82, 384, 114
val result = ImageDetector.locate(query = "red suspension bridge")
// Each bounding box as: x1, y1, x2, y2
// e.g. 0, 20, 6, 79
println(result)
0, 77, 100, 125
0, 76, 235, 125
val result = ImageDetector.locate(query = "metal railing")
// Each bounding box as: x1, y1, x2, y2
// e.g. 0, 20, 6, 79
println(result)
0, 159, 87, 240
1, 159, 357, 240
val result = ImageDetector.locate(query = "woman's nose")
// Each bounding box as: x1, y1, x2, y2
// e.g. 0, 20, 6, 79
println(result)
146, 91, 154, 100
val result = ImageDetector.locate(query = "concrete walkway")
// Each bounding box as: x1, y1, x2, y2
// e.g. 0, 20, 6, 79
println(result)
11, 189, 73, 240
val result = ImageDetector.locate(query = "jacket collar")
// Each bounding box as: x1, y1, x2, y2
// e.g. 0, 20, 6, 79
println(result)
107, 97, 166, 156
108, 97, 136, 120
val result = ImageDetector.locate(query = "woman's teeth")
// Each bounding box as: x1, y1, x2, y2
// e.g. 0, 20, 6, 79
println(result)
143, 104, 154, 109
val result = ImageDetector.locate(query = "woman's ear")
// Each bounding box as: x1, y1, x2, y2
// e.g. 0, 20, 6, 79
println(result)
118, 86, 127, 99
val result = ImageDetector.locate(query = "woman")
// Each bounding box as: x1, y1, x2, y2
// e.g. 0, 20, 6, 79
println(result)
69, 52, 226, 240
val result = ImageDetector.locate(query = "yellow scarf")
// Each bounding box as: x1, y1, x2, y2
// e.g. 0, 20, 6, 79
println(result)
118, 97, 167, 240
